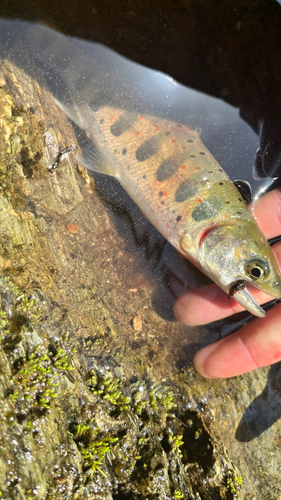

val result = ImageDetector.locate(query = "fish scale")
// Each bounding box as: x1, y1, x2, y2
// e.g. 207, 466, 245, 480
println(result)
55, 99, 281, 317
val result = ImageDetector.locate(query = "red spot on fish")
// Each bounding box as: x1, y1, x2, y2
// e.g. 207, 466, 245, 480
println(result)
165, 222, 170, 229
181, 165, 186, 170
110, 116, 114, 120
195, 181, 198, 185
139, 115, 144, 120
225, 215, 229, 218
155, 127, 160, 132
163, 191, 167, 196
199, 226, 219, 248
171, 139, 177, 143
195, 167, 200, 170
182, 146, 186, 149
136, 131, 141, 136
118, 128, 122, 134
197, 198, 202, 203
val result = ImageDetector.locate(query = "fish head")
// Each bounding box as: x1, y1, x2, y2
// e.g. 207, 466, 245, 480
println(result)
182, 222, 281, 316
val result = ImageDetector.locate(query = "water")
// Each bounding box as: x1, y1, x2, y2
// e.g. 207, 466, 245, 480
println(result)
0, 19, 266, 326
0, 6, 281, 499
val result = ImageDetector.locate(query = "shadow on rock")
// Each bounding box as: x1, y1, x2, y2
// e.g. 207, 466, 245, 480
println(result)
236, 362, 281, 442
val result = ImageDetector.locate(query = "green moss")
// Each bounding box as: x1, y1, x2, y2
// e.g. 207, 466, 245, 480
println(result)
131, 382, 177, 416
70, 422, 118, 477
2, 295, 74, 413
226, 461, 243, 494
9, 344, 58, 409
10, 345, 73, 408
0, 277, 42, 335
16, 294, 42, 323
168, 432, 184, 457
88, 371, 130, 411
173, 491, 184, 499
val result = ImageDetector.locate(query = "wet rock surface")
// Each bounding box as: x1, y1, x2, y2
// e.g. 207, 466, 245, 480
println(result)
0, 51, 280, 500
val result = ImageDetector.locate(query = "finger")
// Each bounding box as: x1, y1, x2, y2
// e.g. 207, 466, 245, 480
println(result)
193, 302, 281, 378
250, 187, 281, 238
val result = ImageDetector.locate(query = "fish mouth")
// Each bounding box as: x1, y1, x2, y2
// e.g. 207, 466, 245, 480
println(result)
232, 285, 265, 317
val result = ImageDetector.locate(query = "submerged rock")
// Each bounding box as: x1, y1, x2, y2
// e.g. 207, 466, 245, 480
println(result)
0, 50, 279, 500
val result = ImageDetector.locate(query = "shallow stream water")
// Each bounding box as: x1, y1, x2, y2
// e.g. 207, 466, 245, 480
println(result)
0, 3, 281, 499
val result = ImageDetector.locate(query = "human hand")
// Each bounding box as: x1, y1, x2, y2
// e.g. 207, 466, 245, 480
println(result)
174, 188, 281, 378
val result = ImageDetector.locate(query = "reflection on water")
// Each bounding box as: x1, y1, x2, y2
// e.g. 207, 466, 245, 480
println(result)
0, 20, 260, 183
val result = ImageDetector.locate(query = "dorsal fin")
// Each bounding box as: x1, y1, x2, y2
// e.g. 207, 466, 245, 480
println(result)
233, 179, 252, 203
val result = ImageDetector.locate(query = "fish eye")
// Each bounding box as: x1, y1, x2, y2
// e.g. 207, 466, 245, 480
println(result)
244, 259, 269, 280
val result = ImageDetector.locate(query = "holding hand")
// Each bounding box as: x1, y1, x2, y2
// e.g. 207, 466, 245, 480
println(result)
174, 188, 281, 378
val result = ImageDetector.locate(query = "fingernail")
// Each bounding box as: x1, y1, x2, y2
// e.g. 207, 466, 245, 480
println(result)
193, 340, 228, 378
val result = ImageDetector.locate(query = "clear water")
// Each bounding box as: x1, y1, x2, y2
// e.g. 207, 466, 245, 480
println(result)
0, 19, 267, 329
0, 13, 281, 499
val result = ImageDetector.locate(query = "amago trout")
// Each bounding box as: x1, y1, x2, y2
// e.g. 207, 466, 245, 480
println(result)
55, 99, 281, 317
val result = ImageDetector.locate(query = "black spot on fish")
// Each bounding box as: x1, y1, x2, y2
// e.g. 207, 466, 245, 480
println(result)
88, 99, 101, 111
200, 152, 205, 155
238, 198, 242, 202
136, 138, 159, 162
114, 149, 117, 153
110, 117, 131, 137
161, 201, 164, 205
175, 181, 194, 202
187, 140, 194, 143
143, 174, 146, 179
127, 165, 130, 170
219, 168, 223, 172
192, 203, 214, 221
190, 155, 195, 158
159, 191, 164, 197
99, 119, 104, 124
208, 170, 213, 173
225, 201, 230, 204
156, 157, 177, 182
237, 211, 242, 214
166, 132, 171, 136
176, 215, 182, 222
219, 182, 223, 185
122, 148, 127, 155
177, 124, 182, 128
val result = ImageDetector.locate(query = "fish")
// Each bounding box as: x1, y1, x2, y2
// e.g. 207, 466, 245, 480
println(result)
54, 98, 281, 317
